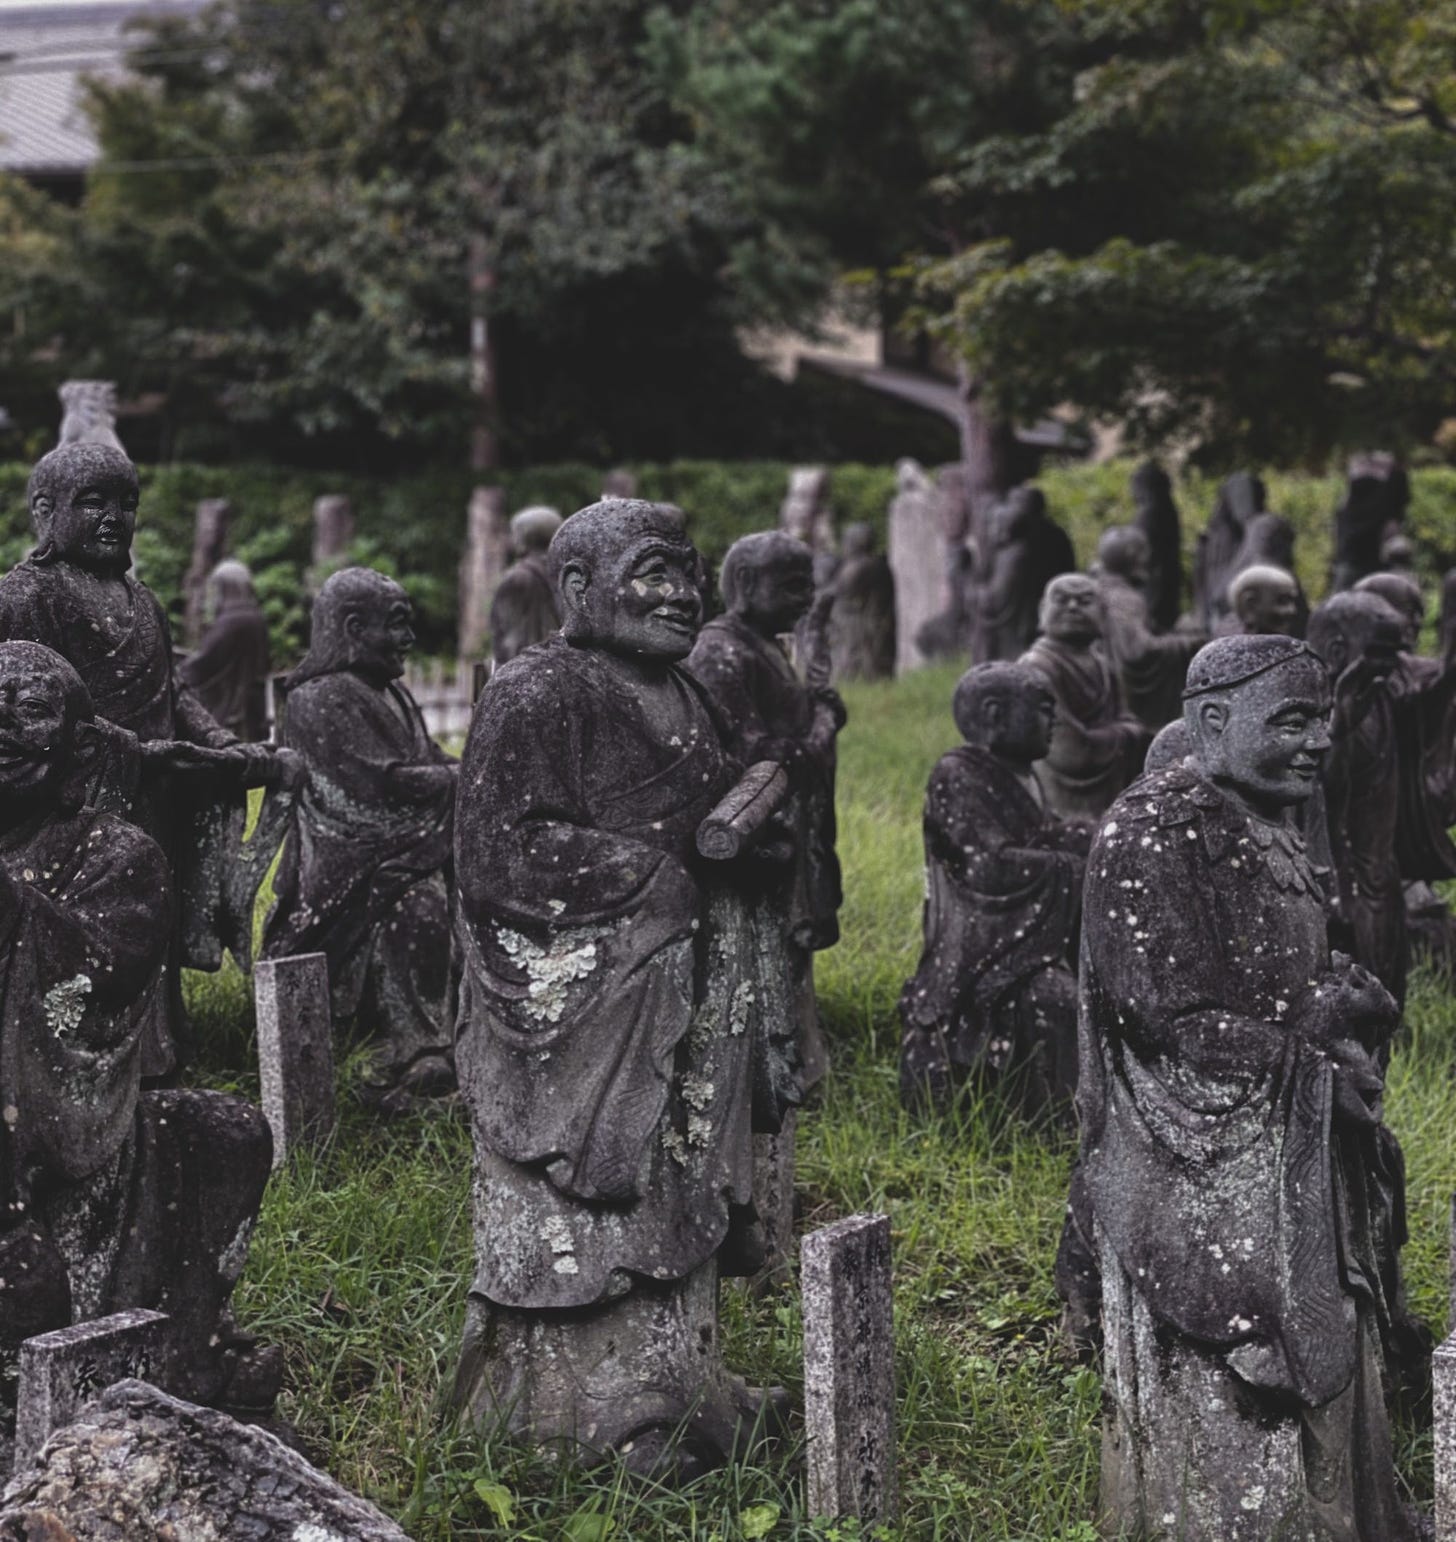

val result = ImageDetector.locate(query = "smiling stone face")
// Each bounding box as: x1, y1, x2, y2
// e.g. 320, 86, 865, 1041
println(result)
0, 641, 91, 817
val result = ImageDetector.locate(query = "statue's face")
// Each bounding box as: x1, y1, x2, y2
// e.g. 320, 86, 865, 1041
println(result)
739, 553, 815, 636
1240, 575, 1301, 637
1042, 577, 1101, 644
565, 538, 703, 660
44, 469, 138, 574
345, 592, 415, 681
973, 679, 1055, 763
0, 657, 76, 810
1192, 657, 1331, 814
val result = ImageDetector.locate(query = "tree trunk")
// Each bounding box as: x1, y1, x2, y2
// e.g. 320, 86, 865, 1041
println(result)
469, 232, 499, 475
954, 363, 1017, 557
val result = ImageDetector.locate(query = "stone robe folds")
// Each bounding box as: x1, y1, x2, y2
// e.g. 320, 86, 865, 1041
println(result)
489, 553, 560, 668
454, 634, 797, 1316
179, 599, 271, 742
264, 671, 455, 1077
1020, 636, 1147, 820
900, 745, 1083, 1105
1080, 765, 1412, 1541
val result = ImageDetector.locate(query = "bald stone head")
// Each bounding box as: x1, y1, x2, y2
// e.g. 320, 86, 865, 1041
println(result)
1308, 591, 1405, 682
1354, 572, 1423, 651
720, 529, 815, 639
1098, 525, 1152, 589
1229, 564, 1301, 637
1039, 573, 1103, 646
27, 442, 139, 574
207, 559, 256, 615
953, 661, 1055, 767
552, 499, 702, 660
511, 505, 562, 556
0, 640, 99, 822
296, 566, 413, 687
841, 522, 877, 560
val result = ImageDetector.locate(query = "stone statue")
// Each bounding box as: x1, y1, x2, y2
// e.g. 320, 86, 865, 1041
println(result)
1192, 469, 1264, 630
601, 467, 638, 499
1441, 568, 1456, 669
1380, 529, 1417, 575
971, 485, 1075, 663
57, 380, 123, 452
1019, 574, 1148, 820
1227, 563, 1303, 637
182, 498, 231, 647
179, 561, 271, 742
1221, 511, 1308, 635
688, 530, 844, 1093
779, 466, 836, 555
1333, 453, 1409, 593
913, 463, 976, 663
0, 641, 277, 1419
309, 494, 355, 595
1096, 525, 1204, 730
450, 500, 799, 1478
0, 445, 293, 1076
828, 522, 895, 682
886, 459, 941, 674
1076, 633, 1422, 1541
263, 568, 457, 1108
1130, 459, 1182, 632
488, 505, 562, 668
899, 662, 1087, 1116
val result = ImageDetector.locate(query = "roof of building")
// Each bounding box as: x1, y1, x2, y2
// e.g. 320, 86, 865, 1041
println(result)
0, 0, 204, 175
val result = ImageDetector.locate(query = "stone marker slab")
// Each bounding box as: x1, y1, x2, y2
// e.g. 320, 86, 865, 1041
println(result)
802, 1212, 897, 1525
1437, 1328, 1456, 1539
254, 952, 335, 1168
15, 1308, 169, 1473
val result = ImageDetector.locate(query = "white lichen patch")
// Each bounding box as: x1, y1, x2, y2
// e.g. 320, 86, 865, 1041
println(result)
496, 926, 604, 1024
43, 974, 92, 1036
728, 981, 755, 1037
541, 1215, 575, 1255
292, 1526, 350, 1542
680, 1074, 714, 1111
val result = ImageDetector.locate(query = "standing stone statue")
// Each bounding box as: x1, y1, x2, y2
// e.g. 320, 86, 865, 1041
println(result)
1130, 459, 1182, 632
688, 530, 844, 1092
0, 641, 277, 1417
971, 485, 1075, 663
1078, 633, 1421, 1542
488, 505, 562, 668
1096, 525, 1204, 730
57, 380, 123, 452
1019, 574, 1148, 821
450, 500, 799, 1478
0, 444, 293, 1076
1333, 453, 1409, 593
179, 561, 271, 742
780, 466, 836, 556
828, 522, 895, 682
1192, 470, 1264, 630
1221, 511, 1308, 634
899, 663, 1087, 1116
263, 568, 457, 1108
1227, 563, 1304, 637
886, 459, 941, 675
182, 498, 231, 647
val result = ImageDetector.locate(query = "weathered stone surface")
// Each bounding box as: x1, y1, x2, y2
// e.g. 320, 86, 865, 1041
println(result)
179, 560, 271, 742
56, 382, 122, 452
489, 506, 561, 668
802, 1213, 896, 1527
0, 1379, 409, 1540
458, 485, 511, 662
310, 494, 355, 576
254, 953, 336, 1166
451, 500, 798, 1479
182, 498, 231, 647
1437, 1327, 1456, 1540
970, 485, 1075, 664
779, 466, 836, 553
899, 662, 1086, 1116
828, 523, 894, 683
14, 1312, 168, 1474
886, 460, 941, 675
1075, 634, 1421, 1541
263, 568, 456, 1108
911, 463, 975, 664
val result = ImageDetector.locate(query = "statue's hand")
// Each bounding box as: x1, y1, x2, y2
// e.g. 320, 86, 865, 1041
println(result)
1326, 1036, 1384, 1128
1289, 953, 1398, 1048
271, 747, 307, 793
139, 739, 245, 780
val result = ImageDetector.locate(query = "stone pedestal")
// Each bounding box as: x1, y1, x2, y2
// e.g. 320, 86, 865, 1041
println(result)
254, 953, 335, 1168
802, 1212, 897, 1525
751, 1111, 796, 1291
459, 485, 511, 662
14, 1309, 169, 1473
1437, 1328, 1456, 1539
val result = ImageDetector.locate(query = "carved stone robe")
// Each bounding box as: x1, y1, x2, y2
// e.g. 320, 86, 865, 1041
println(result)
179, 598, 270, 741
489, 554, 559, 668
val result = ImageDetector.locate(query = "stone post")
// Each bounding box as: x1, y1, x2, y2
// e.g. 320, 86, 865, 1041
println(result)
751, 1111, 796, 1293
458, 485, 511, 663
14, 1309, 169, 1473
310, 495, 355, 592
183, 498, 232, 646
886, 459, 940, 675
1437, 1327, 1456, 1539
254, 953, 335, 1168
780, 466, 836, 554
801, 1212, 897, 1525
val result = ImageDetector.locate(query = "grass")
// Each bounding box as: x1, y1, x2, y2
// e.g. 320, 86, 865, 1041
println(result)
181, 661, 1456, 1539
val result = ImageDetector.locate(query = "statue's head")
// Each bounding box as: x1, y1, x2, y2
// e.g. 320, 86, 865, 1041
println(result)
1039, 573, 1103, 646
1244, 512, 1295, 570
1183, 636, 1330, 816
1354, 572, 1423, 651
719, 529, 815, 638
302, 566, 413, 686
1229, 564, 1301, 637
1219, 470, 1267, 524
207, 559, 255, 615
1379, 530, 1416, 573
1098, 525, 1151, 588
1130, 460, 1171, 510
27, 443, 139, 575
993, 486, 1045, 545
0, 641, 100, 822
952, 661, 1055, 766
510, 505, 562, 557
552, 499, 702, 661
1307, 591, 1403, 682
841, 522, 876, 560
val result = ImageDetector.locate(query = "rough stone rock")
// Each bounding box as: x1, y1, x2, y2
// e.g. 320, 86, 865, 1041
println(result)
0, 1379, 409, 1540
254, 953, 336, 1167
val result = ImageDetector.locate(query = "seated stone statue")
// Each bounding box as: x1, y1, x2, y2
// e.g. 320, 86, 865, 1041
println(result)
263, 568, 456, 1107
1096, 525, 1204, 730
0, 445, 293, 1076
489, 505, 562, 668
1078, 633, 1421, 1541
828, 522, 895, 682
450, 500, 798, 1479
179, 560, 271, 741
971, 485, 1075, 663
1226, 562, 1303, 637
1019, 574, 1148, 820
0, 641, 275, 1418
899, 662, 1088, 1116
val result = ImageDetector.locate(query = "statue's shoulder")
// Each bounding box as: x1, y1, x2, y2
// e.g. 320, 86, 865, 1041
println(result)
75, 807, 169, 884
1098, 764, 1223, 850
484, 634, 594, 714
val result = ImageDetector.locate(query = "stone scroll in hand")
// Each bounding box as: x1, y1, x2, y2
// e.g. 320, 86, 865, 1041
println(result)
696, 760, 790, 860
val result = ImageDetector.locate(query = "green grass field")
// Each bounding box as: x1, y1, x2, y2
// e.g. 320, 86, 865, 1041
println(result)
184, 663, 1456, 1539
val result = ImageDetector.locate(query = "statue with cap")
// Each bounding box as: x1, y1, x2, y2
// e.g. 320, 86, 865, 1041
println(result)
489, 505, 562, 668
1072, 632, 1422, 1541
451, 499, 799, 1479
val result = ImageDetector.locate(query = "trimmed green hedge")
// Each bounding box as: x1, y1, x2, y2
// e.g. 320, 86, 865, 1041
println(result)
4, 457, 1454, 661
